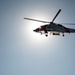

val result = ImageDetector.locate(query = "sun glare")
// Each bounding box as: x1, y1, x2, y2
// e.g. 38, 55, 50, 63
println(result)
25, 21, 48, 44
21, 13, 56, 55
22, 11, 53, 47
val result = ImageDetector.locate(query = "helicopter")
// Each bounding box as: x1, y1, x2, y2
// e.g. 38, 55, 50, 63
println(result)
24, 9, 75, 37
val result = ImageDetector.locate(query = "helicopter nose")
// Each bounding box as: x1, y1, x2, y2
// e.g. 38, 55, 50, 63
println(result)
33, 29, 37, 32
33, 28, 39, 32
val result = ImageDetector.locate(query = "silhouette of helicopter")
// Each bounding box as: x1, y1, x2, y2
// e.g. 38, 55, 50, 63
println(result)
24, 9, 75, 37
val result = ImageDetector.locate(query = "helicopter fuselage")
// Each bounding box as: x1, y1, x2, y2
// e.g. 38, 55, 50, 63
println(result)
24, 9, 75, 37
33, 22, 75, 36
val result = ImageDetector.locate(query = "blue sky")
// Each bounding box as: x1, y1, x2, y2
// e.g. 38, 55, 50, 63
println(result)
0, 0, 75, 75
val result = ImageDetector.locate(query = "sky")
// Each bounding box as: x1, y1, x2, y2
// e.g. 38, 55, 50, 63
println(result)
0, 0, 75, 75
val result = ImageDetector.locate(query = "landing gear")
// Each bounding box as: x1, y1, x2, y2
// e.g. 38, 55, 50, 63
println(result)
49, 32, 51, 35
45, 31, 48, 37
45, 34, 48, 37
62, 33, 65, 37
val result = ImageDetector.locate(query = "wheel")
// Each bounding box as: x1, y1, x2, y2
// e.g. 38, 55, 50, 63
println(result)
63, 34, 65, 37
45, 34, 48, 37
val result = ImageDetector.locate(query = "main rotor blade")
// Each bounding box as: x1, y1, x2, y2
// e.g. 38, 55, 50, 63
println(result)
52, 9, 61, 22
60, 23, 75, 25
24, 18, 50, 23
